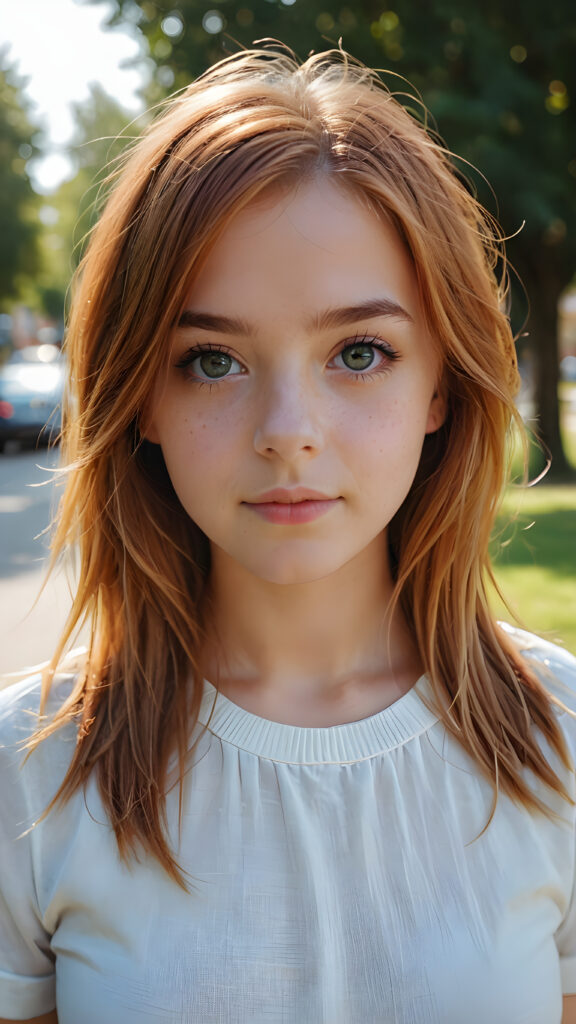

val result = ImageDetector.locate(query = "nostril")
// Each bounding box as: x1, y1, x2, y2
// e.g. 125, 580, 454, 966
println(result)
254, 418, 324, 459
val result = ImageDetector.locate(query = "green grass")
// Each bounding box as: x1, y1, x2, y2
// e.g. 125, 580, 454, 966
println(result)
490, 386, 576, 655
491, 485, 576, 655
560, 383, 576, 467
508, 394, 576, 480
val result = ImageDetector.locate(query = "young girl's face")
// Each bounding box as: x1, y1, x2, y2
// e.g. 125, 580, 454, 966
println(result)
146, 178, 445, 586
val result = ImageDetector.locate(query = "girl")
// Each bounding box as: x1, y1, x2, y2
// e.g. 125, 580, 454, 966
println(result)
1, 44, 575, 1024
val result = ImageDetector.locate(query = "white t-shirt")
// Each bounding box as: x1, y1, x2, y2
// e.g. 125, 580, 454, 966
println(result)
1, 626, 576, 1023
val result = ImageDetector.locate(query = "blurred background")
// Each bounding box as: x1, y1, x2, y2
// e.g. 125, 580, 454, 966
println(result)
0, 0, 574, 673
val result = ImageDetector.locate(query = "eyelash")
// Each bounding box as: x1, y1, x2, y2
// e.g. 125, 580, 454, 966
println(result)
174, 342, 241, 389
338, 334, 401, 381
174, 334, 401, 386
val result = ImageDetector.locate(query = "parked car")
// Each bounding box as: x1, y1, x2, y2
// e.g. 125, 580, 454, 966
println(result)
0, 345, 65, 452
560, 355, 576, 383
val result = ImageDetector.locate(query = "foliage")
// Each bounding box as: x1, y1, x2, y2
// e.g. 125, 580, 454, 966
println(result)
34, 84, 143, 318
0, 50, 41, 307
60, 83, 143, 263
92, 0, 576, 474
492, 484, 576, 655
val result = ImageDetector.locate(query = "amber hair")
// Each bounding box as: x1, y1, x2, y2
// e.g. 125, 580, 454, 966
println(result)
29, 45, 572, 885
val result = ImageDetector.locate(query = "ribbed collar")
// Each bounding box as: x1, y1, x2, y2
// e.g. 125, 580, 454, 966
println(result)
197, 676, 440, 764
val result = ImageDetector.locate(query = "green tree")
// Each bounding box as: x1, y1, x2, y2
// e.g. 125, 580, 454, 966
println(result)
67, 82, 144, 256
92, 0, 576, 476
57, 82, 143, 272
36, 83, 144, 317
0, 50, 41, 306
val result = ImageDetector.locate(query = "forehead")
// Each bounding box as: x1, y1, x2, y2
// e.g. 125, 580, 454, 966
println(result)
183, 178, 422, 325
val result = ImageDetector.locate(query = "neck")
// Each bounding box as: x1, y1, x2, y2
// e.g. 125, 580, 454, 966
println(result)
201, 533, 421, 707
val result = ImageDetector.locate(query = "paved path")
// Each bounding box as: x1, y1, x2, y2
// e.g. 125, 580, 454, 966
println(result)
0, 446, 83, 676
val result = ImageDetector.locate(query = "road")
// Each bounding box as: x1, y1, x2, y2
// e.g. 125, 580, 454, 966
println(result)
0, 445, 84, 676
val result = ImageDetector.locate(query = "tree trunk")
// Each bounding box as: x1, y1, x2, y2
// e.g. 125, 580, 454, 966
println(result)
513, 254, 575, 481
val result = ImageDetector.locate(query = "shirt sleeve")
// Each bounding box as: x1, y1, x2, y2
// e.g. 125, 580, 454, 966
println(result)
0, 677, 56, 1019
553, 758, 576, 996
509, 628, 576, 995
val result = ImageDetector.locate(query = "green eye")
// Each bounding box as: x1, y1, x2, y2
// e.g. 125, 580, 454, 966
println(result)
341, 344, 376, 372
175, 346, 243, 381
197, 352, 233, 378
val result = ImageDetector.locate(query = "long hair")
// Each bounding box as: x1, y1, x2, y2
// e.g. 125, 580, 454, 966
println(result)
30, 45, 572, 886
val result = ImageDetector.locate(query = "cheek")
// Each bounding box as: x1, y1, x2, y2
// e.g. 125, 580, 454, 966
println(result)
162, 404, 227, 454
158, 404, 245, 507
347, 394, 430, 457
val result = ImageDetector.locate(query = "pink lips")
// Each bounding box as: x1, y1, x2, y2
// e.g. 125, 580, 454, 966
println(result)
243, 488, 341, 525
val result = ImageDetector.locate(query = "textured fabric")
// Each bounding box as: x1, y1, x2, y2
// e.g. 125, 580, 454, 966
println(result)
0, 627, 575, 1022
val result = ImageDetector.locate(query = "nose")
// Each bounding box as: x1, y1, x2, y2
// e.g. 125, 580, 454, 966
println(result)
253, 373, 325, 461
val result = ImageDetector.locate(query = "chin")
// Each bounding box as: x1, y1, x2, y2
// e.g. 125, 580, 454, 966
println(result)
247, 554, 350, 587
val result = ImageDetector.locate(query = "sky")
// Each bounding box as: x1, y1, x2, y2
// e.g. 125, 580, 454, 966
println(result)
1, 0, 147, 192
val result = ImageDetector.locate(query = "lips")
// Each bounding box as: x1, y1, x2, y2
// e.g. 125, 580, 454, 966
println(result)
250, 487, 335, 504
242, 488, 341, 524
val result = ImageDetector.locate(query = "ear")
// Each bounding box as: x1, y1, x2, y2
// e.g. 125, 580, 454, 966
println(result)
425, 381, 448, 435
139, 378, 166, 444
138, 409, 161, 445
141, 424, 161, 444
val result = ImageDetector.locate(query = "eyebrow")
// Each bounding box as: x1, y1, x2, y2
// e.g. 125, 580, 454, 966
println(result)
176, 310, 252, 334
176, 297, 413, 334
310, 297, 414, 331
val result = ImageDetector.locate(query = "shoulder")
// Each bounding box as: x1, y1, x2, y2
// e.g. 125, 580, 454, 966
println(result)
0, 667, 78, 740
0, 672, 48, 746
0, 662, 83, 804
499, 626, 576, 820
0, 649, 87, 722
500, 623, 576, 709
